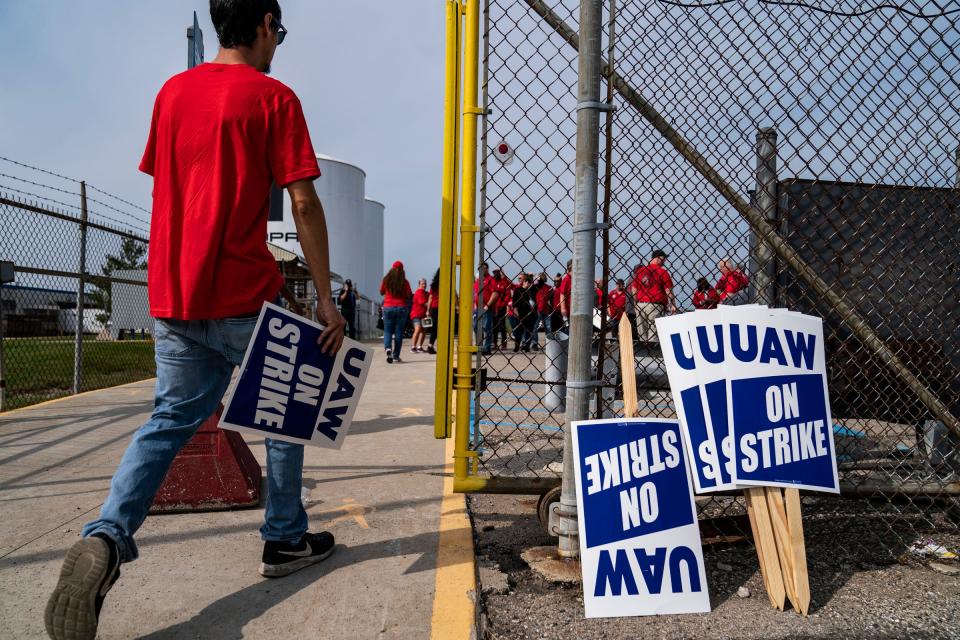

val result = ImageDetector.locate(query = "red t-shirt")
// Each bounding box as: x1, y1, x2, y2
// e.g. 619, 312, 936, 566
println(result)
535, 285, 553, 313
631, 264, 673, 305
559, 274, 573, 315
552, 286, 562, 312
380, 278, 412, 308
595, 286, 605, 308
493, 277, 511, 310
139, 63, 320, 319
693, 288, 721, 310
716, 270, 749, 301
411, 288, 429, 319
429, 286, 440, 309
380, 278, 413, 307
608, 289, 627, 320
474, 275, 496, 308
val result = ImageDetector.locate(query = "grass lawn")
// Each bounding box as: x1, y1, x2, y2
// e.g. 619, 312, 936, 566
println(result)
1, 337, 156, 411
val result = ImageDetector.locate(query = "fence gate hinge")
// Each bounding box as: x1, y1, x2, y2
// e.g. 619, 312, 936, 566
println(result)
453, 367, 487, 391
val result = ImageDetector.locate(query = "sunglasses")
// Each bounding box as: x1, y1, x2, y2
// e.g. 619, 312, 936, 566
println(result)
270, 17, 287, 45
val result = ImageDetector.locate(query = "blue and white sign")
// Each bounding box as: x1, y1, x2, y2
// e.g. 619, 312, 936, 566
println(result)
719, 306, 838, 492
220, 302, 372, 449
657, 306, 838, 494
657, 313, 734, 493
572, 418, 710, 618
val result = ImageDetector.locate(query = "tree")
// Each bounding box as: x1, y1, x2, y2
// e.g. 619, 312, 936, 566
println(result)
89, 237, 148, 324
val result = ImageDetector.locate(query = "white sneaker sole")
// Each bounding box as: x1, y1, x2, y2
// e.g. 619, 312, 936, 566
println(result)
258, 545, 336, 578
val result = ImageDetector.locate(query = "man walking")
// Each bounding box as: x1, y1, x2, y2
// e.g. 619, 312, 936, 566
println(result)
45, 3, 345, 639
629, 249, 676, 342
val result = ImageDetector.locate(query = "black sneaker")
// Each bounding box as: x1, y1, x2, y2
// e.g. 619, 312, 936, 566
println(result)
259, 531, 336, 578
426, 345, 436, 354
386, 349, 393, 364
45, 534, 121, 640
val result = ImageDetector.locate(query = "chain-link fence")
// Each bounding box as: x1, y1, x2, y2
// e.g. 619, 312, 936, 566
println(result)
0, 160, 155, 412
470, 0, 959, 562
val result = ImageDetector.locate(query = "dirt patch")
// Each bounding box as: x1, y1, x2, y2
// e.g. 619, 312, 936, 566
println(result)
470, 493, 960, 640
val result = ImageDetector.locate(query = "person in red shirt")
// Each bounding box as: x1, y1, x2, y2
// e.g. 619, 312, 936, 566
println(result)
715, 259, 750, 304
559, 259, 573, 325
594, 278, 605, 309
409, 278, 430, 353
380, 261, 413, 363
426, 268, 440, 355
491, 269, 511, 350
608, 279, 628, 323
550, 273, 564, 333
692, 277, 721, 310
47, 4, 344, 636
474, 262, 499, 354
629, 249, 676, 342
533, 273, 552, 344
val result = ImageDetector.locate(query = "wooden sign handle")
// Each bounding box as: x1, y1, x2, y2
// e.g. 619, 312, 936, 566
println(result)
618, 314, 638, 418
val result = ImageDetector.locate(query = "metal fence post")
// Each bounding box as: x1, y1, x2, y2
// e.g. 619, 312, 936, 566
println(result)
73, 181, 88, 395
955, 146, 959, 188
557, 0, 604, 560
0, 280, 5, 411
752, 127, 778, 305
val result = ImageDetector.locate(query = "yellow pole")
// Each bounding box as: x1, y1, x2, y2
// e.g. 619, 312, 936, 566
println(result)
434, 0, 461, 439
453, 0, 481, 487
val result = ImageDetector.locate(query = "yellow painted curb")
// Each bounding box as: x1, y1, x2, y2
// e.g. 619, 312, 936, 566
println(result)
430, 436, 477, 640
0, 378, 156, 417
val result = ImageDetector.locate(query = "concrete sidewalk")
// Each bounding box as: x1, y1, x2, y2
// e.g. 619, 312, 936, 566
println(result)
0, 346, 472, 639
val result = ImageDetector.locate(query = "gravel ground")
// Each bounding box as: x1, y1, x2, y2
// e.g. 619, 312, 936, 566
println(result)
471, 493, 960, 640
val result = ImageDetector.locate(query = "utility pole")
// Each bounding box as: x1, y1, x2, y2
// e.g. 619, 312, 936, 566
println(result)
556, 0, 605, 560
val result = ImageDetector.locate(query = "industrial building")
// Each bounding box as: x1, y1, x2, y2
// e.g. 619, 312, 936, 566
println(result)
268, 154, 385, 337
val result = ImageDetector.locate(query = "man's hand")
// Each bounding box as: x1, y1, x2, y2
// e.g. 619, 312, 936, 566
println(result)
316, 296, 346, 354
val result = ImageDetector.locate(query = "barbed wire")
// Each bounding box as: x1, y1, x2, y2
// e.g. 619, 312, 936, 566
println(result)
0, 155, 152, 221
0, 183, 150, 236
87, 184, 152, 216
656, 0, 960, 18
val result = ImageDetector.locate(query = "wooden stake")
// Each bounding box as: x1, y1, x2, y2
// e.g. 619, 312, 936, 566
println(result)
743, 490, 776, 608
765, 487, 799, 609
618, 314, 638, 417
746, 487, 786, 610
784, 487, 810, 615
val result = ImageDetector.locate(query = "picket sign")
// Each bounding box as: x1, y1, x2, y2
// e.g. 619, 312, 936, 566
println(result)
618, 314, 639, 418
652, 305, 827, 614
219, 303, 373, 449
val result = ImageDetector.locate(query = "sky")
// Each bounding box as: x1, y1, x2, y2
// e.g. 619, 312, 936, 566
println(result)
0, 1, 445, 284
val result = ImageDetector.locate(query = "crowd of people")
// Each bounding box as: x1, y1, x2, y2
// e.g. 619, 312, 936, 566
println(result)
356, 250, 751, 362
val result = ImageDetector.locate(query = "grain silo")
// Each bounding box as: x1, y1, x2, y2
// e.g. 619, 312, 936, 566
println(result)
361, 198, 385, 299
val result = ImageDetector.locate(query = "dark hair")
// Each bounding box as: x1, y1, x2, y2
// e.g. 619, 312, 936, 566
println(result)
431, 268, 440, 292
210, 0, 281, 49
697, 277, 711, 291
652, 249, 667, 260
383, 265, 407, 298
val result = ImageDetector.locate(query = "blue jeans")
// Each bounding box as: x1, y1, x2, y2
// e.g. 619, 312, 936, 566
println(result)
382, 306, 408, 354
474, 308, 494, 352
82, 317, 307, 563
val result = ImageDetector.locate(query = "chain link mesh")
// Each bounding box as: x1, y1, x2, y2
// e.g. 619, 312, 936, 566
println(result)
0, 182, 154, 411
472, 0, 960, 561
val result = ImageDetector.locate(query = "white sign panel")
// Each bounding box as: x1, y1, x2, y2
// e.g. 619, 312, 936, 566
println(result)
572, 418, 710, 618
220, 303, 372, 449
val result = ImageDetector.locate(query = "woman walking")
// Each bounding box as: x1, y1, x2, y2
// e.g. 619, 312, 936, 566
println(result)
410, 278, 429, 353
426, 269, 440, 355
380, 261, 412, 363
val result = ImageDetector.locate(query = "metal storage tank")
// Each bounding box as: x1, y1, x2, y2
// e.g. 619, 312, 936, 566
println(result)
361, 198, 385, 301
267, 153, 366, 301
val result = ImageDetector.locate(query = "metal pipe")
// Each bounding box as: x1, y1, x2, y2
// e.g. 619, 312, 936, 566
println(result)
435, 0, 462, 439
0, 280, 5, 411
557, 0, 604, 560
454, 0, 481, 486
594, 0, 617, 419
73, 182, 88, 395
521, 0, 960, 440
752, 128, 778, 305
